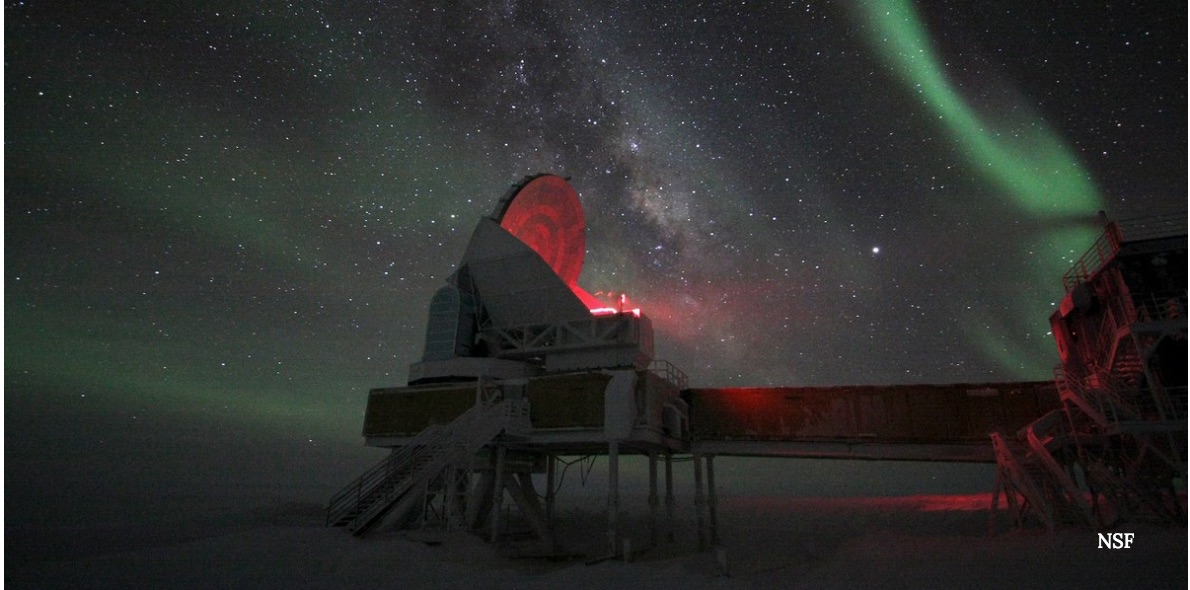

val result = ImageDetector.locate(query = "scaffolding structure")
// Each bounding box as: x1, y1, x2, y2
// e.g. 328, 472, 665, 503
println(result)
991, 213, 1187, 530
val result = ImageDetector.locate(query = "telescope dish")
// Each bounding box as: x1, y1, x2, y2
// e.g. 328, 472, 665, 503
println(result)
497, 175, 586, 287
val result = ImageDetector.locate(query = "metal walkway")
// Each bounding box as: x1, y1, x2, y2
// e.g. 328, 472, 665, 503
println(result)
684, 381, 1058, 463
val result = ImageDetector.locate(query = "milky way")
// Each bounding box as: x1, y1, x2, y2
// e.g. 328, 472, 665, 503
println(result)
6, 1, 1186, 444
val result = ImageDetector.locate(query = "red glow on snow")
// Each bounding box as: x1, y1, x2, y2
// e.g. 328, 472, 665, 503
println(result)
738, 494, 993, 513
839, 493, 993, 512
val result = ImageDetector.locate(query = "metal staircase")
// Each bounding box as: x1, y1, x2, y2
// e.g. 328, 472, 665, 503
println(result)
990, 410, 1093, 531
326, 398, 518, 536
1054, 366, 1111, 430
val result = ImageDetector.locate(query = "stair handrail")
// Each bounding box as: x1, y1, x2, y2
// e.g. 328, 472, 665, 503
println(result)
1054, 364, 1110, 429
445, 398, 509, 454
1131, 289, 1187, 324
1086, 363, 1145, 422
1091, 296, 1128, 373
348, 400, 511, 534
1025, 411, 1094, 526
1056, 360, 1148, 428
1090, 289, 1185, 373
326, 423, 445, 526
1160, 385, 1187, 423
991, 431, 1054, 531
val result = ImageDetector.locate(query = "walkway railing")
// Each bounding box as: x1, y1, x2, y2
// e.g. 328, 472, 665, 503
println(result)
1061, 213, 1186, 292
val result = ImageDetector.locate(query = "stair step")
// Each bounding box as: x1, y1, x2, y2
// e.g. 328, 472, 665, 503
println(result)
328, 401, 513, 535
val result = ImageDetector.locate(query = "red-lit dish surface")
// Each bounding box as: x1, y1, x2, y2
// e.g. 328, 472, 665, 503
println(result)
499, 175, 641, 315
498, 175, 586, 287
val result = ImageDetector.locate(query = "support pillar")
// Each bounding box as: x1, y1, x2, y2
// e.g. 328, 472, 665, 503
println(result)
665, 451, 675, 542
648, 450, 659, 547
506, 472, 554, 547
466, 470, 495, 529
694, 452, 707, 551
445, 468, 460, 529
419, 478, 431, 527
706, 454, 719, 547
490, 445, 507, 543
545, 453, 556, 523
608, 440, 620, 556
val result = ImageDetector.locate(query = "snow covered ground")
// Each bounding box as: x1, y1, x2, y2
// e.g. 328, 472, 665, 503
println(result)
5, 396, 1185, 589
8, 456, 1186, 590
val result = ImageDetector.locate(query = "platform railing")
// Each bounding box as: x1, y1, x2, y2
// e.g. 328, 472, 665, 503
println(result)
1061, 213, 1186, 292
649, 359, 688, 391
485, 313, 649, 357
1063, 222, 1122, 291
1113, 212, 1188, 242
1131, 289, 1188, 324
1056, 359, 1187, 433
1073, 288, 1184, 385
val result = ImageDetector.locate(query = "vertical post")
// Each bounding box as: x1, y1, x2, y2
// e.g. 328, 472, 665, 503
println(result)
466, 470, 495, 529
715, 547, 730, 577
445, 468, 458, 529
453, 468, 471, 530
490, 445, 507, 543
608, 440, 620, 556
420, 478, 431, 527
706, 454, 719, 547
648, 450, 659, 547
665, 451, 675, 542
545, 453, 556, 523
694, 452, 707, 551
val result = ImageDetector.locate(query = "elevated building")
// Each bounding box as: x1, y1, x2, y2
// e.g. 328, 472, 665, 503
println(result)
327, 175, 689, 552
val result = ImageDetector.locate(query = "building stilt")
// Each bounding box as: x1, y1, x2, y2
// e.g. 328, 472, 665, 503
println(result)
506, 472, 553, 547
648, 450, 660, 547
665, 451, 675, 542
466, 470, 495, 530
607, 440, 621, 556
706, 454, 719, 547
694, 451, 707, 551
489, 445, 507, 543
545, 453, 556, 523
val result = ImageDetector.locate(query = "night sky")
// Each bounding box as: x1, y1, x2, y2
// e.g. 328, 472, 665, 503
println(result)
5, 1, 1186, 503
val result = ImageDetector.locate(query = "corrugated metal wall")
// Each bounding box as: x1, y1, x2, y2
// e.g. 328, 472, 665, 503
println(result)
684, 382, 1058, 443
